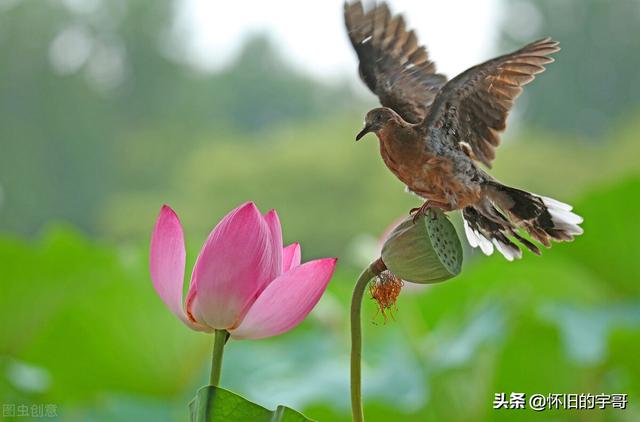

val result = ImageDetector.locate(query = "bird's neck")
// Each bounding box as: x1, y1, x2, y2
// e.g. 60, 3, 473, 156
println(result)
378, 120, 417, 145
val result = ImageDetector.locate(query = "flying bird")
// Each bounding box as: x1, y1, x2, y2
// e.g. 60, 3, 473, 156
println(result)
344, 1, 583, 261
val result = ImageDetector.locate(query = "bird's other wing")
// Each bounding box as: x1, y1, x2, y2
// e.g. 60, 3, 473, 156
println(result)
344, 1, 447, 124
423, 38, 560, 167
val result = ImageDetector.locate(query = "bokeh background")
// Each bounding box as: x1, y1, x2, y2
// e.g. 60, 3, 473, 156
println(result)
1, 0, 640, 420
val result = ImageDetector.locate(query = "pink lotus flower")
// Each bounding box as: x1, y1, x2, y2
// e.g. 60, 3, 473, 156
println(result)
149, 202, 337, 339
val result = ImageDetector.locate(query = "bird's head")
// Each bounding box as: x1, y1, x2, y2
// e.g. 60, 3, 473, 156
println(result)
355, 107, 398, 141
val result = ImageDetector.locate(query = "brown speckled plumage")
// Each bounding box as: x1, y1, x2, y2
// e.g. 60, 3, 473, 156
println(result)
345, 1, 583, 260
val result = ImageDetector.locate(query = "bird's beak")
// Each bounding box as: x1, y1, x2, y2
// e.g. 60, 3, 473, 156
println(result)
355, 124, 372, 141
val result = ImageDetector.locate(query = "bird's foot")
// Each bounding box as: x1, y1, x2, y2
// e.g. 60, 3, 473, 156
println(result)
409, 201, 448, 223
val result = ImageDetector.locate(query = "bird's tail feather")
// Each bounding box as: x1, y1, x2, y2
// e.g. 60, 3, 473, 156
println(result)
462, 181, 583, 261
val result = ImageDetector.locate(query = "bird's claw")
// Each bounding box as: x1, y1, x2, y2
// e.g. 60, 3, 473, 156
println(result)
410, 203, 438, 223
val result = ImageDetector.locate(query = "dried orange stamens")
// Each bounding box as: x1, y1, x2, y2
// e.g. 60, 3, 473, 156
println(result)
369, 271, 403, 323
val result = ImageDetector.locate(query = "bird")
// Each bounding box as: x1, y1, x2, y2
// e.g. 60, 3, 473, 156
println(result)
344, 1, 583, 261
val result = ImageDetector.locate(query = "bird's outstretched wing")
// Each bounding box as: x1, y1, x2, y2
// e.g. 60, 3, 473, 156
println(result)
344, 1, 447, 124
423, 38, 560, 167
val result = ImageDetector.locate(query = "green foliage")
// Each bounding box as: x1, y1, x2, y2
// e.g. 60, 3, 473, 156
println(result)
556, 177, 640, 295
1, 176, 638, 421
0, 226, 209, 419
189, 386, 311, 422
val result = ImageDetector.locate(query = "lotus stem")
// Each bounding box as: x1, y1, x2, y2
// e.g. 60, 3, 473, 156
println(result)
209, 329, 228, 386
350, 257, 386, 422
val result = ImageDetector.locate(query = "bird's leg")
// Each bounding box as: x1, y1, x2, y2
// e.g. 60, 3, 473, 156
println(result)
409, 200, 450, 223
409, 202, 436, 223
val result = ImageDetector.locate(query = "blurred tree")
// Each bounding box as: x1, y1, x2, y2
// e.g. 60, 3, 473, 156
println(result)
499, 0, 640, 139
212, 35, 342, 133
0, 0, 354, 236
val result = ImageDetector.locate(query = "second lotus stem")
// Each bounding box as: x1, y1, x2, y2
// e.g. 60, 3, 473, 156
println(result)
350, 257, 387, 422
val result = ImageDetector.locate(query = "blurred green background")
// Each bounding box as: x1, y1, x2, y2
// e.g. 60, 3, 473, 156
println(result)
1, 0, 639, 421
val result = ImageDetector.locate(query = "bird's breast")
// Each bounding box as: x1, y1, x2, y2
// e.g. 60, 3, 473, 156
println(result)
378, 130, 481, 209
378, 130, 422, 186
379, 127, 427, 169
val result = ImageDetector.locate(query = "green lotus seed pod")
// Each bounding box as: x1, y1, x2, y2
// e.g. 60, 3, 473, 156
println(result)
381, 210, 463, 284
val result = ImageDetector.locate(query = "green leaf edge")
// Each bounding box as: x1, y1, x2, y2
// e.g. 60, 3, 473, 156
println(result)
189, 385, 314, 422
